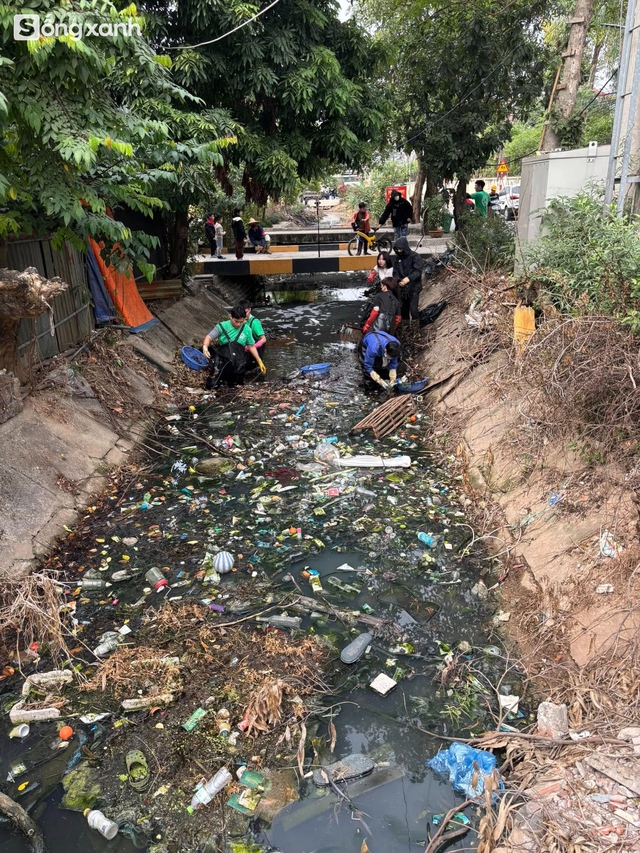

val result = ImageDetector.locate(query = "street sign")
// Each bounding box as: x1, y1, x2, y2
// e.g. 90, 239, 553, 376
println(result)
496, 161, 509, 174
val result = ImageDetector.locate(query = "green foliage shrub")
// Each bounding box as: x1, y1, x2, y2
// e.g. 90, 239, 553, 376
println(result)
455, 213, 515, 270
523, 191, 640, 325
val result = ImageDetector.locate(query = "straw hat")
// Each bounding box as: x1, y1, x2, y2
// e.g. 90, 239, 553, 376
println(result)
247, 218, 258, 224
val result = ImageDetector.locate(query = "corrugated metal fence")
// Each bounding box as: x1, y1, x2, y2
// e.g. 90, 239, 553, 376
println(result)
8, 238, 94, 362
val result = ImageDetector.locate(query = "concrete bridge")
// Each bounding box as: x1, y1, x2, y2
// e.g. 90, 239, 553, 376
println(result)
194, 225, 450, 277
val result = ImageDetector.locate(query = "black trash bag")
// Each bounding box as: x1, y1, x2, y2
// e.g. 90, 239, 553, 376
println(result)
419, 300, 447, 327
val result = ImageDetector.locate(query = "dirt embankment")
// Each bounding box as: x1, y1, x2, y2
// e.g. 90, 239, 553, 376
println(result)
417, 272, 640, 673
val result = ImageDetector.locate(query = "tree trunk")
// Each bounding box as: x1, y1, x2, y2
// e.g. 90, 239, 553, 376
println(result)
0, 316, 23, 379
425, 174, 438, 198
588, 39, 603, 87
0, 267, 67, 378
168, 210, 190, 279
0, 792, 47, 853
544, 0, 597, 150
453, 179, 468, 230
411, 157, 426, 223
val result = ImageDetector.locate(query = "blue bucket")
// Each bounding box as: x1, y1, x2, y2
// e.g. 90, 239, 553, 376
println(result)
300, 362, 331, 376
181, 346, 209, 371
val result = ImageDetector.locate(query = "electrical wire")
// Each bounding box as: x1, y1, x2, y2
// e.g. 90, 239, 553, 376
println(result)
483, 68, 618, 168
168, 0, 281, 50
403, 42, 522, 147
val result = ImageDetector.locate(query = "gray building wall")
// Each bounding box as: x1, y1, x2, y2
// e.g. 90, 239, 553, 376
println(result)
517, 144, 611, 247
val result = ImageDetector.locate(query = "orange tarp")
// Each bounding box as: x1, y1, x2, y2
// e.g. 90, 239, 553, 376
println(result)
88, 238, 157, 333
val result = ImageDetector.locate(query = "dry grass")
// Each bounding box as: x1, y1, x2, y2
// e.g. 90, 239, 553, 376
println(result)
81, 645, 183, 701
0, 571, 71, 663
513, 316, 640, 463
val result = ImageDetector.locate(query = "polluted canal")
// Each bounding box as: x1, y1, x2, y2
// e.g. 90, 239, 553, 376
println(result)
0, 279, 517, 853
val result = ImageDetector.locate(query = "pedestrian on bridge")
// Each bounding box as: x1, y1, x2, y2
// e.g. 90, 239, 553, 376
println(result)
351, 202, 371, 255
379, 190, 413, 239
247, 219, 271, 253
232, 208, 247, 259
214, 214, 225, 258
204, 213, 217, 257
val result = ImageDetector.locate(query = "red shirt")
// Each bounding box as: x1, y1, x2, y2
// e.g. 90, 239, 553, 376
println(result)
351, 209, 370, 233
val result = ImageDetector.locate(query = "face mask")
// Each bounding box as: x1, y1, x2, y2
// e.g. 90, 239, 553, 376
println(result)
394, 249, 404, 257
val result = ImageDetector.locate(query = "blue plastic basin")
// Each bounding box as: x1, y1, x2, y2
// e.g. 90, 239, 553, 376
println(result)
300, 362, 331, 376
181, 346, 209, 371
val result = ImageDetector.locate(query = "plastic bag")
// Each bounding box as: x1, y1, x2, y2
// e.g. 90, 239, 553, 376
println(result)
427, 743, 502, 798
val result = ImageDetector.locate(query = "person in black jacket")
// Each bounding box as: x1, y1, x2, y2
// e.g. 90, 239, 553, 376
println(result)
231, 208, 246, 259
379, 191, 414, 239
392, 237, 424, 325
204, 213, 217, 257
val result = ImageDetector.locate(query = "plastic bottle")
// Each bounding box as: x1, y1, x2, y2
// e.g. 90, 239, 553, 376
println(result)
417, 532, 435, 547
84, 809, 119, 840
255, 614, 302, 629
145, 567, 169, 590
93, 632, 121, 657
190, 767, 232, 810
81, 578, 112, 590
216, 708, 231, 738
356, 486, 376, 498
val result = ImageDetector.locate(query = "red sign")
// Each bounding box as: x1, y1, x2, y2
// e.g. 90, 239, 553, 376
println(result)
386, 185, 407, 203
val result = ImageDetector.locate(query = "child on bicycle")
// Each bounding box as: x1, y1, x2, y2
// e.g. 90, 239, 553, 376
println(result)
350, 202, 371, 255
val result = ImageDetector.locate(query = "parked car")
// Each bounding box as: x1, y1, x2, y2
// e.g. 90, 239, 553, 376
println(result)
503, 185, 520, 220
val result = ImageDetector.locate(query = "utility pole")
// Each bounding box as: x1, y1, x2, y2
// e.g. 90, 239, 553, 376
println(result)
604, 0, 640, 214
543, 0, 597, 151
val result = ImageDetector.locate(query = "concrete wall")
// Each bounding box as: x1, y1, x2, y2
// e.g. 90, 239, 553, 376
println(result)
517, 144, 611, 246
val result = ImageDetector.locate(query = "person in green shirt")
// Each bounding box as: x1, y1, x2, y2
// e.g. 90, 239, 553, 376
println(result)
202, 306, 265, 388
238, 299, 267, 349
467, 179, 490, 218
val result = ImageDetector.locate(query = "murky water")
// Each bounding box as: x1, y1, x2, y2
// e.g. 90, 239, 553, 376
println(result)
0, 277, 505, 853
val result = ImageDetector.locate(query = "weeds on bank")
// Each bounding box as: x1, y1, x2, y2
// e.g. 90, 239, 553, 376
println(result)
0, 571, 71, 663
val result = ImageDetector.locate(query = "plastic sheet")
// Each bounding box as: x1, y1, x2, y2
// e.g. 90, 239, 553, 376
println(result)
427, 743, 501, 798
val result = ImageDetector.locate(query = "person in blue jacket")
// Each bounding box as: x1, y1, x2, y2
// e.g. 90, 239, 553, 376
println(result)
359, 330, 401, 389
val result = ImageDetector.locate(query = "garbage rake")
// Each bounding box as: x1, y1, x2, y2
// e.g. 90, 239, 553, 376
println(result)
350, 394, 416, 439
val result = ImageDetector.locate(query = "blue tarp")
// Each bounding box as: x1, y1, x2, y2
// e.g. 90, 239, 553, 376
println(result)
427, 743, 502, 799
86, 244, 116, 324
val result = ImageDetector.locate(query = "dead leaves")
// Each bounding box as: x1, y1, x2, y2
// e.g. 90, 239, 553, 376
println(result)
297, 722, 307, 776
328, 720, 337, 753
243, 679, 286, 734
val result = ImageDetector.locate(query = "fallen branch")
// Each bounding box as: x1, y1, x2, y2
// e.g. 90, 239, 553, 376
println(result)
424, 800, 473, 853
0, 792, 47, 853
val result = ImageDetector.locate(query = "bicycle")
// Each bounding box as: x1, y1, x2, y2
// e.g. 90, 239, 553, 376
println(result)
347, 226, 391, 257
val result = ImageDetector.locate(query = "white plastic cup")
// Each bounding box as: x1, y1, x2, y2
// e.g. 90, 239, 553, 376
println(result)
9, 724, 30, 739
85, 809, 118, 840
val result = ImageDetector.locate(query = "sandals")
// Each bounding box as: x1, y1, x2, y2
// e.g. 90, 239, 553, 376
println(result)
125, 749, 150, 792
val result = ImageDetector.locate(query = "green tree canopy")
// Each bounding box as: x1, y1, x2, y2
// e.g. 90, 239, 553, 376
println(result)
0, 0, 231, 276
140, 0, 388, 204
357, 0, 550, 216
